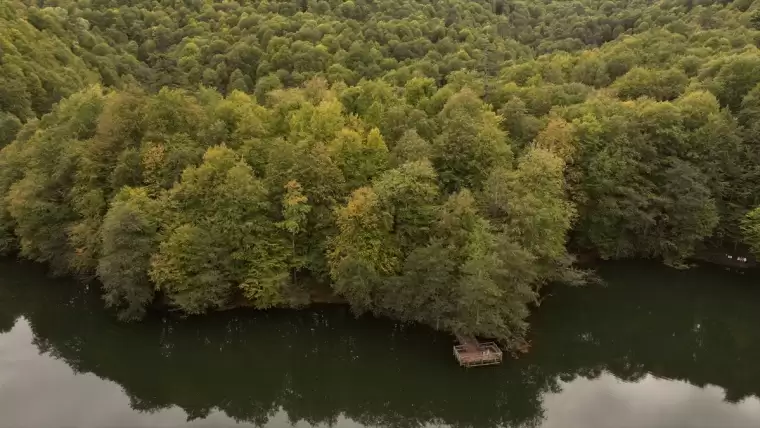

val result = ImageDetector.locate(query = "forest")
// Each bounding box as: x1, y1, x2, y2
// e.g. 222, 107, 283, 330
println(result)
2, 0, 760, 349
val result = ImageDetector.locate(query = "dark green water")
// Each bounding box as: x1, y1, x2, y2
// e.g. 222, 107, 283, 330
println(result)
1, 259, 760, 428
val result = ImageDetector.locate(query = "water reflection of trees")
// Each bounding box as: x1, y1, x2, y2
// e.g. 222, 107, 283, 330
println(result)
527, 261, 760, 404
2, 259, 759, 427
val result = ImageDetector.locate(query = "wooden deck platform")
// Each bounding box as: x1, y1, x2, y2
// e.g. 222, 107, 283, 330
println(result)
453, 337, 503, 368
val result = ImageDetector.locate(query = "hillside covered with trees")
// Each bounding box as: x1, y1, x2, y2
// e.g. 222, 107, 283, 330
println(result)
3, 0, 760, 349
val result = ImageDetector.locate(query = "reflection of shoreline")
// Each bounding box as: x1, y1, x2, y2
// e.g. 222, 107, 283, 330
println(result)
2, 259, 760, 428
0, 263, 548, 428
3, 317, 760, 428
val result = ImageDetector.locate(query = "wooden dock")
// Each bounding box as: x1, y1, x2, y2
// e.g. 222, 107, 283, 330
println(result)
453, 336, 503, 368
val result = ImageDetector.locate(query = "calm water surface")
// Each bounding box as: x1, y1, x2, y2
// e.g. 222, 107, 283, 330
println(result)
1, 259, 760, 428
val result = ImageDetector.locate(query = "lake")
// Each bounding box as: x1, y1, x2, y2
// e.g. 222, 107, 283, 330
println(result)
1, 258, 760, 428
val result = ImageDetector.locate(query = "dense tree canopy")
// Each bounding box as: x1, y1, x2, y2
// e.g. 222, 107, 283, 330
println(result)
3, 0, 760, 348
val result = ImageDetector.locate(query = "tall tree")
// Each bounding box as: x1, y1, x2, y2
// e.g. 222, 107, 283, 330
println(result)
277, 180, 312, 285
329, 186, 399, 312
482, 148, 578, 282
150, 146, 289, 314
98, 187, 161, 320
433, 89, 511, 191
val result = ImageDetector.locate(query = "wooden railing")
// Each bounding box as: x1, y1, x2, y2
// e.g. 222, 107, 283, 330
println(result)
453, 341, 503, 367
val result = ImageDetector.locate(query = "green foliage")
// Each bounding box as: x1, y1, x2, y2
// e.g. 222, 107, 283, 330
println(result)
566, 95, 727, 263
328, 127, 389, 189
3, 0, 760, 347
150, 146, 290, 313
331, 187, 401, 277
0, 4, 99, 120
483, 148, 576, 266
98, 187, 160, 321
741, 208, 760, 258
279, 180, 311, 237
0, 113, 22, 148
389, 130, 433, 166
278, 180, 312, 283
433, 89, 511, 192
4, 87, 106, 273
372, 161, 441, 252
712, 53, 760, 112
612, 67, 688, 101
412, 190, 538, 346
